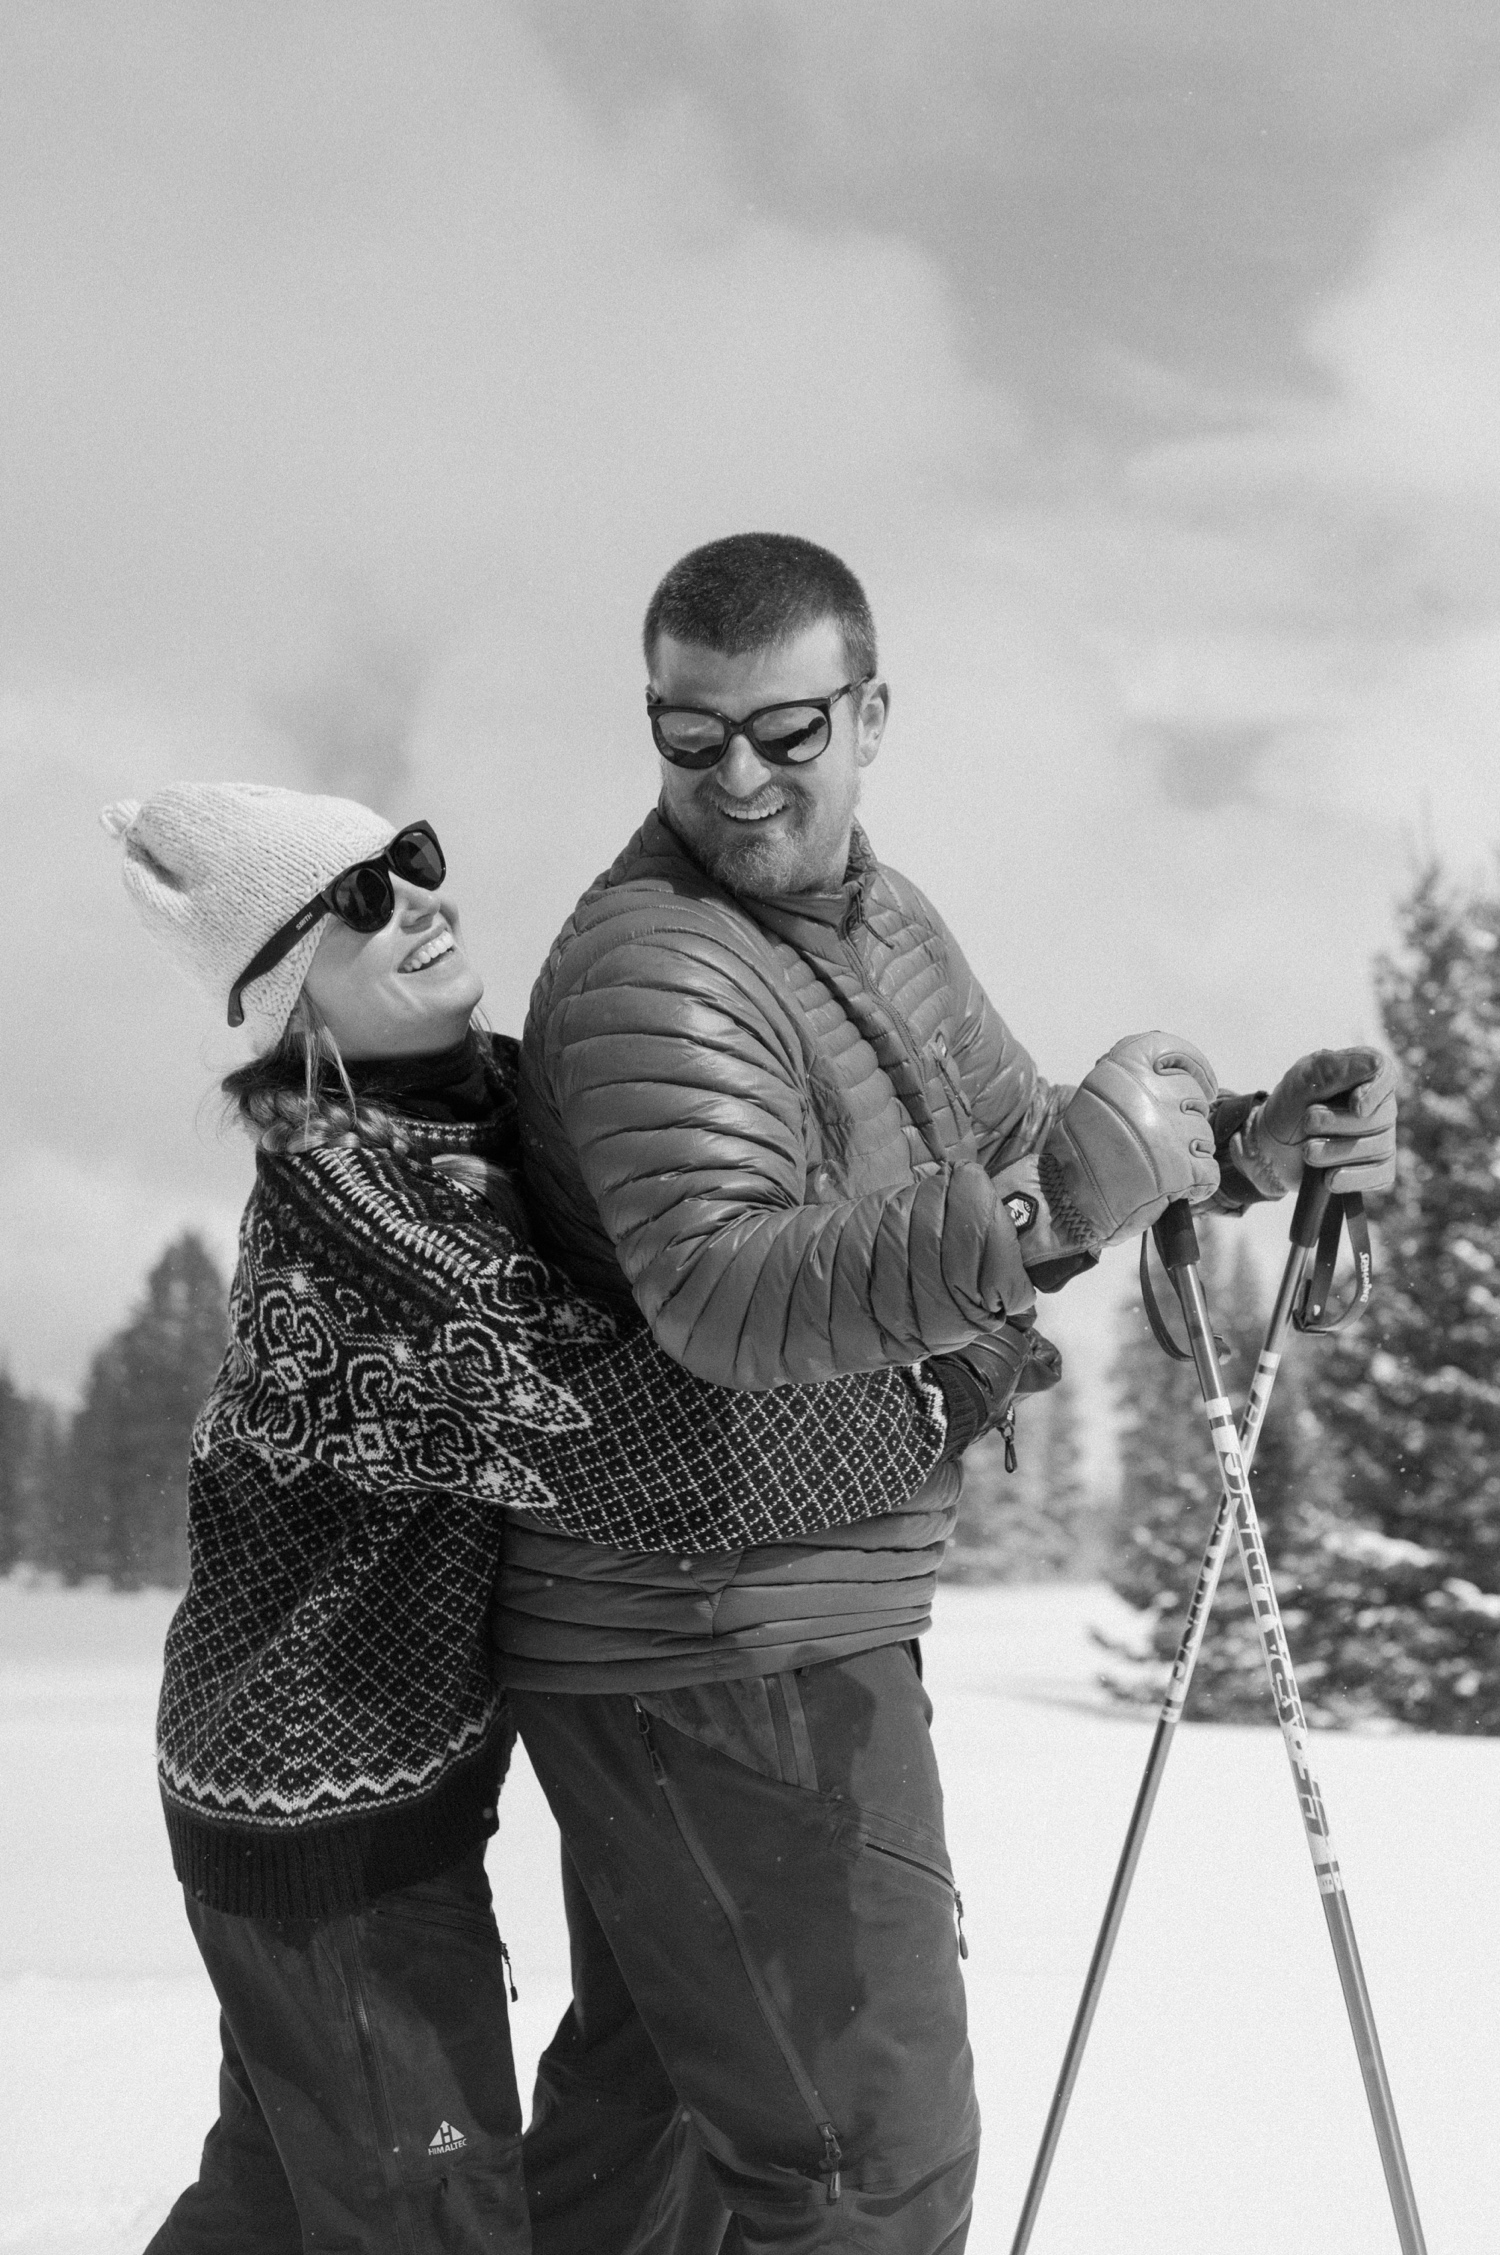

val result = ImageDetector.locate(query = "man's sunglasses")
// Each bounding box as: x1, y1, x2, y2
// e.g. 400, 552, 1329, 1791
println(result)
647, 678, 871, 770
227, 821, 446, 1028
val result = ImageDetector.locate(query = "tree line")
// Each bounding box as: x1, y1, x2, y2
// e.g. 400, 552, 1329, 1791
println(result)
0, 1235, 228, 1590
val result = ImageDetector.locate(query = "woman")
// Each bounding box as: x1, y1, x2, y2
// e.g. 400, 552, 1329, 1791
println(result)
103, 782, 1007, 2255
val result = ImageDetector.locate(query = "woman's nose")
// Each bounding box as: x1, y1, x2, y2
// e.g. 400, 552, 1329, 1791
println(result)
392, 875, 444, 919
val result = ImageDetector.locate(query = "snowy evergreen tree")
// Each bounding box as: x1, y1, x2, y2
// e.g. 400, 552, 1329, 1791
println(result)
1290, 865, 1500, 1732
60, 1234, 228, 1589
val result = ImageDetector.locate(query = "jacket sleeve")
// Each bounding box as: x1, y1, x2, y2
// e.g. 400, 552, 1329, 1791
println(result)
212, 1147, 949, 1553
537, 911, 1032, 1387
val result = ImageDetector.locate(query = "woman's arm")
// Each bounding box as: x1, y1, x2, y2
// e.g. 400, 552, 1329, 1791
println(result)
207, 1143, 949, 1554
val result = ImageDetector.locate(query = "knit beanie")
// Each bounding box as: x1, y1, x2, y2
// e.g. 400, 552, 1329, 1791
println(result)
100, 784, 395, 1046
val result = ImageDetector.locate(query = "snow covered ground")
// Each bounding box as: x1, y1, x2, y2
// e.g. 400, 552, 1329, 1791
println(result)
2, 1578, 1493, 2254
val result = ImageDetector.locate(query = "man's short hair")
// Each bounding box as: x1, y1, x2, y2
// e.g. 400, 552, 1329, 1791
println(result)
643, 533, 878, 682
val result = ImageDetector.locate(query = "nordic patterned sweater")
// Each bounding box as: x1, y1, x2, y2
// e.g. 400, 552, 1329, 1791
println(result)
159, 1035, 946, 1919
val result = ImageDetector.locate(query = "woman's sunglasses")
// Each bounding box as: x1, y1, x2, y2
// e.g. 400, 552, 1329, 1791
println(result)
227, 821, 446, 1027
646, 678, 870, 770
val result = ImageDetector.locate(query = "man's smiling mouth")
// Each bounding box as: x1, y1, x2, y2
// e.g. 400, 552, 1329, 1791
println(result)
712, 795, 788, 825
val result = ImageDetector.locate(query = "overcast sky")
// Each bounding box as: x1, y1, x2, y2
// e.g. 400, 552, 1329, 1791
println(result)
5, 1, 1500, 1449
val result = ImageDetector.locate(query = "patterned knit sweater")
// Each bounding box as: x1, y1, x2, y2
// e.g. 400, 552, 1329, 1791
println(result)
160, 1039, 946, 1918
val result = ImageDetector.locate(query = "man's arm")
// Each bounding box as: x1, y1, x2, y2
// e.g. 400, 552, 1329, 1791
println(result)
536, 913, 1034, 1388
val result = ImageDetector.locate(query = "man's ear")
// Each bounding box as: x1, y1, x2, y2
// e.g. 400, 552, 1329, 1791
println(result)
856, 679, 889, 769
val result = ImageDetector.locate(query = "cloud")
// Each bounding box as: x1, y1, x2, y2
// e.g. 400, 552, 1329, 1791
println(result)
517, 0, 1500, 411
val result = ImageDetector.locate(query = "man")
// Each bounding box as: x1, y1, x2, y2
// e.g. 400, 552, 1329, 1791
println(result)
500, 533, 1397, 2251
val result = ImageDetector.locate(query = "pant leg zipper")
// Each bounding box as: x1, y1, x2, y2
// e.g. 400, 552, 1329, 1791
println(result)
863, 1835, 970, 1960
344, 1942, 421, 2255
635, 1700, 844, 2204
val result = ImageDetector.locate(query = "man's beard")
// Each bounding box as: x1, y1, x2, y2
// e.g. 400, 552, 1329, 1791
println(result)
673, 783, 846, 899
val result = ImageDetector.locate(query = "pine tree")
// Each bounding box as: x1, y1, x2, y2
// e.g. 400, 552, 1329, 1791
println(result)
1290, 865, 1500, 1731
63, 1234, 229, 1589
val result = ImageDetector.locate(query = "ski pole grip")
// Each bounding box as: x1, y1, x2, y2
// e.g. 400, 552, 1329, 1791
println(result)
1152, 1198, 1199, 1275
1290, 1162, 1334, 1251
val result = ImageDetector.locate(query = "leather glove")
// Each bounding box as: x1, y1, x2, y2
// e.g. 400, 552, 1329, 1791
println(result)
1237, 1048, 1398, 1197
996, 1032, 1219, 1272
928, 1317, 1063, 1463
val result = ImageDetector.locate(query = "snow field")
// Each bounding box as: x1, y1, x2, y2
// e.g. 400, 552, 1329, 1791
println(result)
1, 1581, 1492, 2253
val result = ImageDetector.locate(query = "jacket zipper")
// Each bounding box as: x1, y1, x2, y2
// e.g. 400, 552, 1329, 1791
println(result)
862, 1835, 970, 1960
634, 1702, 843, 2203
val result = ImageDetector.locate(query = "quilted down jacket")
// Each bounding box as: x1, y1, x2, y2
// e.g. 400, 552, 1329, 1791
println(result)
519, 809, 1066, 1391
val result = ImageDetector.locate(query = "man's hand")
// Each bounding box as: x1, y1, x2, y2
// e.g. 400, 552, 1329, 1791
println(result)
1024, 1031, 1220, 1260
1241, 1048, 1398, 1197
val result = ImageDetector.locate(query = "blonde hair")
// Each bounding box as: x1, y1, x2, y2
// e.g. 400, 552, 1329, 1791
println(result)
221, 994, 413, 1155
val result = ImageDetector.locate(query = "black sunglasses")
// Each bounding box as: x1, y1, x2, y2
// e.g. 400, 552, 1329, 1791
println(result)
646, 678, 871, 770
227, 820, 446, 1028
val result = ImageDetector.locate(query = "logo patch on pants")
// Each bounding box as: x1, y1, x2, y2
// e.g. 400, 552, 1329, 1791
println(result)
429, 2120, 468, 2154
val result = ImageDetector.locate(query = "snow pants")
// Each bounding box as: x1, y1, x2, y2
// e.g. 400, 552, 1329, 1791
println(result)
145, 1842, 529, 2254
513, 1641, 980, 2254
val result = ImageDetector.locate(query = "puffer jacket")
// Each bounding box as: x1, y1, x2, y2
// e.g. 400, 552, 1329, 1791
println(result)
519, 810, 1063, 1389
496, 810, 1069, 1694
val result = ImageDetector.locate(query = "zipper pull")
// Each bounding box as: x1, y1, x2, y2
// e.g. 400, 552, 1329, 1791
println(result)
1001, 1407, 1018, 1475
954, 1888, 970, 1961
634, 1699, 667, 1786
819, 2122, 843, 2204
499, 1937, 518, 2003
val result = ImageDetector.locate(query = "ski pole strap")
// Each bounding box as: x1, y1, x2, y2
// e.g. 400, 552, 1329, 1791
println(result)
1293, 1190, 1373, 1333
1139, 1205, 1231, 1363
1139, 1229, 1191, 1361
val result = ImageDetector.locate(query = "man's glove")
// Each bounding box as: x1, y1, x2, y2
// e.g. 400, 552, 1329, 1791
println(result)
993, 1032, 1219, 1283
928, 1317, 1063, 1463
1236, 1048, 1398, 1197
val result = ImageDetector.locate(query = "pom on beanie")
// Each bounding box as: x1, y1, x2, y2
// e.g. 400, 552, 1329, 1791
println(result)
100, 784, 395, 1045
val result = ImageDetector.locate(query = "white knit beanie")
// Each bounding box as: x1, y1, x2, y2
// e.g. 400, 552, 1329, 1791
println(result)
100, 783, 396, 1046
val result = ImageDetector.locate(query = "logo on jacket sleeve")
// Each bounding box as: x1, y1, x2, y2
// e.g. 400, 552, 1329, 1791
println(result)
429, 2120, 469, 2154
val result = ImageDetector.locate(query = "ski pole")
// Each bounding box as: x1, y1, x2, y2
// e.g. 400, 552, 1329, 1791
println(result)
1008, 1164, 1343, 2255
1152, 1198, 1427, 2255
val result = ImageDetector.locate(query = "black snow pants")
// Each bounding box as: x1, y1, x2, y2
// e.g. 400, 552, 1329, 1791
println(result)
513, 1641, 980, 2254
145, 1842, 529, 2254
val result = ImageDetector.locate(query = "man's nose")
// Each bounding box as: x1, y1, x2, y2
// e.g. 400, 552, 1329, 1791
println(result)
714, 734, 774, 797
